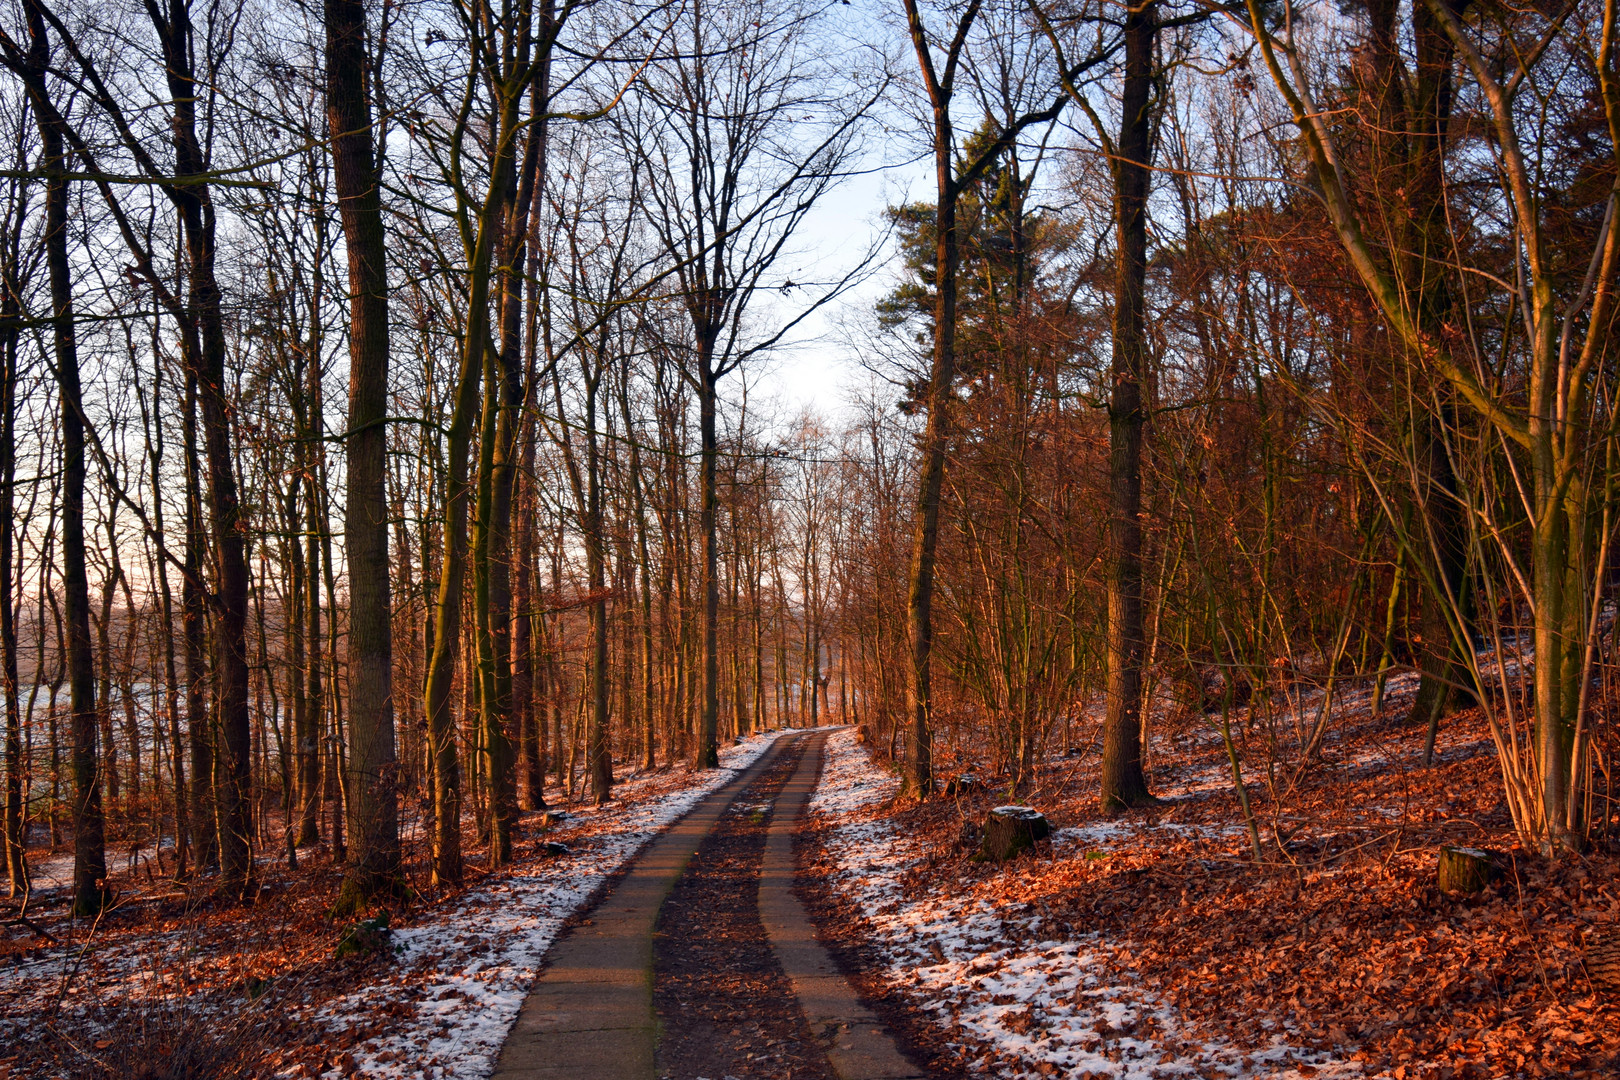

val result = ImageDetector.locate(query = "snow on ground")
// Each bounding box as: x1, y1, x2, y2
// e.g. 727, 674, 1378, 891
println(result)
1049, 820, 1249, 852
310, 727, 799, 1080
20, 836, 175, 893
808, 727, 1364, 1080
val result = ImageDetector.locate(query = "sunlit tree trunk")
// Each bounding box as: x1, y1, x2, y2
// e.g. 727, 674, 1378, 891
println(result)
1099, 0, 1157, 810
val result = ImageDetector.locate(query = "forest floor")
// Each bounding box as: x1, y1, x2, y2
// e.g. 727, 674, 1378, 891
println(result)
801, 674, 1620, 1080
1, 675, 1616, 1080
0, 729, 797, 1079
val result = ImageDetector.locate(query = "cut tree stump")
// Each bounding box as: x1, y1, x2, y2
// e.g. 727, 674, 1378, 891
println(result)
1437, 845, 1496, 895
979, 806, 1050, 862
1585, 927, 1620, 994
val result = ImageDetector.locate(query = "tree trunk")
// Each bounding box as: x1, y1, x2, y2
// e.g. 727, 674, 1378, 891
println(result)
1402, 0, 1473, 751
181, 374, 215, 873
283, 469, 311, 847
900, 101, 958, 797
131, 0, 255, 896
513, 441, 544, 810
301, 440, 323, 847
22, 3, 109, 912
1099, 1, 1158, 811
586, 386, 614, 802
1, 170, 24, 896
327, 0, 401, 908
697, 362, 721, 768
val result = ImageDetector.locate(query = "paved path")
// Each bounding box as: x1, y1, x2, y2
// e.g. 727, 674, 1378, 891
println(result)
491, 728, 925, 1080
759, 731, 926, 1080
491, 735, 801, 1079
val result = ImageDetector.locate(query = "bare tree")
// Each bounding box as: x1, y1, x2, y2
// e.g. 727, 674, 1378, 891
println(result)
621, 0, 878, 767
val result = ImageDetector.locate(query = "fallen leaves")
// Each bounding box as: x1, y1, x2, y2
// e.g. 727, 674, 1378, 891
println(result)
803, 702, 1620, 1079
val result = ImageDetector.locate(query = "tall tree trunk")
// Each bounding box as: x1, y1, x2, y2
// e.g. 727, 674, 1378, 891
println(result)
423, 177, 509, 890
301, 443, 323, 846
327, 0, 401, 909
513, 73, 549, 811
283, 463, 311, 847
587, 393, 613, 801
94, 552, 118, 808
513, 437, 544, 810
697, 359, 721, 768
131, 0, 255, 896
479, 34, 548, 853
182, 374, 215, 873
1402, 0, 1472, 750
22, 2, 108, 913
1, 168, 24, 897
1099, 1, 1158, 810
899, 96, 958, 796
142, 356, 188, 878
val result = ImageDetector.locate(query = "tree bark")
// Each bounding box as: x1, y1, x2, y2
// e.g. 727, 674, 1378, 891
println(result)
698, 363, 721, 768
327, 0, 402, 908
1099, 0, 1158, 811
1403, 0, 1473, 750
0, 160, 24, 897
181, 373, 214, 873
18, 1, 108, 913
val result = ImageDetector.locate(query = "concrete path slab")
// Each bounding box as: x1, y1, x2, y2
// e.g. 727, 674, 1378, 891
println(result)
759, 731, 928, 1080
492, 735, 804, 1080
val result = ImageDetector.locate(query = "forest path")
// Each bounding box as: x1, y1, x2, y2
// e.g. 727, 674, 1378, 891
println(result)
490, 729, 924, 1080
757, 731, 927, 1080
489, 732, 799, 1079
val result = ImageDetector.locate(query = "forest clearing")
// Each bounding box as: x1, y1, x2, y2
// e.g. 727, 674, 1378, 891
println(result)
0, 0, 1618, 1075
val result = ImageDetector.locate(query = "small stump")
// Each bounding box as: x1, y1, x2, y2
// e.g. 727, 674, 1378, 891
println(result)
1437, 845, 1496, 895
944, 773, 980, 797
334, 912, 391, 960
979, 806, 1050, 862
1585, 927, 1620, 995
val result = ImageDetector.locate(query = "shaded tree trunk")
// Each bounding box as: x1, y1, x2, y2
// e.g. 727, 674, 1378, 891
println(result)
327, 0, 401, 909
0, 158, 25, 897
182, 374, 214, 873
18, 1, 107, 913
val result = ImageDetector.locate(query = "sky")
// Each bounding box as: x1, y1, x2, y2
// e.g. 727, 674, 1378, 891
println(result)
748, 168, 901, 418
736, 6, 935, 422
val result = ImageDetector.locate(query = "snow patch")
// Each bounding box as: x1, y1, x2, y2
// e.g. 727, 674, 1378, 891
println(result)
809, 728, 1364, 1079
313, 727, 798, 1079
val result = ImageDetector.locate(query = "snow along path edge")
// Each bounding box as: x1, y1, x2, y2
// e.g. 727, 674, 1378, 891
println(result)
806, 728, 1366, 1080
308, 728, 802, 1080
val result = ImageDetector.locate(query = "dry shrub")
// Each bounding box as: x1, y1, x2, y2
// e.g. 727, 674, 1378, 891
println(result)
54, 988, 275, 1080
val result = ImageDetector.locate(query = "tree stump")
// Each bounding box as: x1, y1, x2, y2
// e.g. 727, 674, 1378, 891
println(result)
944, 773, 980, 797
1437, 845, 1496, 895
539, 810, 570, 830
1584, 927, 1620, 995
979, 806, 1050, 862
